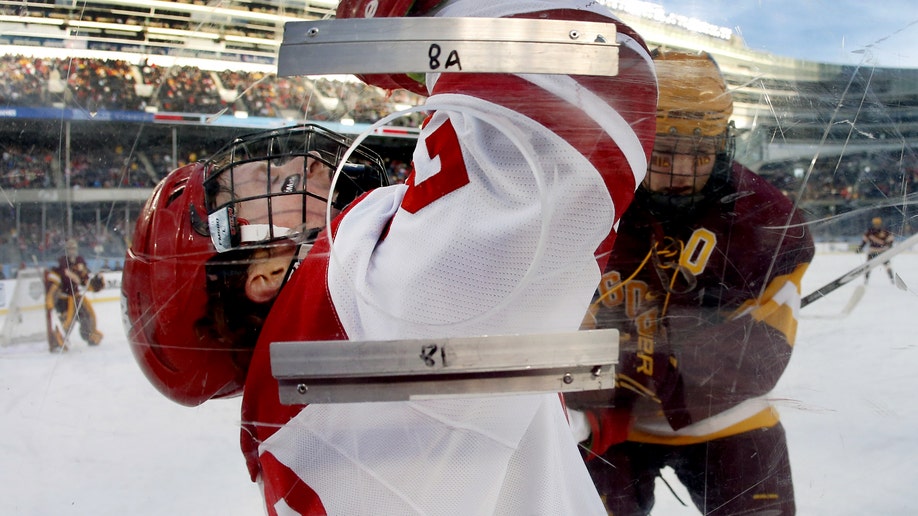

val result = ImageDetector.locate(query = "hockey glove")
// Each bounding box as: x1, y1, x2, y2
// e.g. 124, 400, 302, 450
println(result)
616, 319, 693, 431
578, 406, 633, 459
88, 273, 105, 293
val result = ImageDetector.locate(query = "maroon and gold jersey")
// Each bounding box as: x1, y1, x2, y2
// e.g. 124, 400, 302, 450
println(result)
862, 226, 894, 255
48, 255, 91, 297
589, 162, 814, 444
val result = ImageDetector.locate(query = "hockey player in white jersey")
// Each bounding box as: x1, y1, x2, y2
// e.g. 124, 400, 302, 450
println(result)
122, 0, 658, 514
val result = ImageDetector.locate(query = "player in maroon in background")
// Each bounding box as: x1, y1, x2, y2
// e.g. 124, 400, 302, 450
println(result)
858, 216, 895, 283
45, 238, 103, 351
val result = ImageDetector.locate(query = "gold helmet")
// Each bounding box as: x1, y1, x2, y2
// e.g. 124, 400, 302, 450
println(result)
65, 238, 79, 258
653, 50, 733, 141
638, 50, 734, 219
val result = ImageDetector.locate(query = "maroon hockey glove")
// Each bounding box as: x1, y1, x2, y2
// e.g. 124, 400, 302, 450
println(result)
87, 273, 105, 293
615, 321, 693, 431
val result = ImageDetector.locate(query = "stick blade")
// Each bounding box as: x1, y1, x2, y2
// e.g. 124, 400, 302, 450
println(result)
840, 285, 866, 316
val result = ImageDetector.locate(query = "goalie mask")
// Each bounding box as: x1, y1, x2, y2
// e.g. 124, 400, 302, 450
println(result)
638, 50, 735, 219
122, 124, 388, 406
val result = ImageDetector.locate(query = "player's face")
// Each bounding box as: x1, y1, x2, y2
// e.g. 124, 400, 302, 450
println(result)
216, 154, 336, 233
644, 134, 718, 195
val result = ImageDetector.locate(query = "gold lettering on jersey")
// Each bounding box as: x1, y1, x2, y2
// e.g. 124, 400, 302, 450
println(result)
597, 269, 650, 320
626, 281, 648, 320
680, 228, 716, 275
634, 308, 658, 375
597, 270, 623, 307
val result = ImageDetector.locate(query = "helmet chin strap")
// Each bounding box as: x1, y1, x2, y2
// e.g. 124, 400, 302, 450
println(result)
280, 227, 321, 290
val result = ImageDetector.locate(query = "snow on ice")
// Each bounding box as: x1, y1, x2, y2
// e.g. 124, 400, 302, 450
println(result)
2, 249, 917, 515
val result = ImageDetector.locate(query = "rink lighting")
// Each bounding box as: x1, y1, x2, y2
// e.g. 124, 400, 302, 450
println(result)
69, 20, 143, 32
224, 34, 280, 47
147, 27, 219, 40
0, 15, 65, 26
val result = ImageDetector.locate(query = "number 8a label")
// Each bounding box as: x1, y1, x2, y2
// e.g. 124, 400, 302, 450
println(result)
428, 44, 462, 71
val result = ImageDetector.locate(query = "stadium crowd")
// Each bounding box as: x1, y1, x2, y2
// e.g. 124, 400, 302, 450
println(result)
1, 55, 423, 190
1, 54, 915, 268
2, 55, 914, 200
0, 55, 426, 123
0, 218, 129, 279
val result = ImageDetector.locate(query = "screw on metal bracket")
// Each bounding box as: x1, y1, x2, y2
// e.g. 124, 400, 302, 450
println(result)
569, 30, 581, 40
591, 366, 603, 378
562, 373, 574, 384
297, 383, 308, 395
307, 27, 319, 38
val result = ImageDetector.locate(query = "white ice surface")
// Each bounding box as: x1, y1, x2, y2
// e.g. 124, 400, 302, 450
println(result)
2, 250, 916, 515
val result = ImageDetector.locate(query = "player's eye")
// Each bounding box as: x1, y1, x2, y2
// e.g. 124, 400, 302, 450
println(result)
694, 155, 713, 166
651, 153, 672, 169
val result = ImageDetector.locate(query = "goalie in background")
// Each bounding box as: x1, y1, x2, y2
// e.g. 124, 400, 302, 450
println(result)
858, 216, 895, 283
45, 238, 104, 351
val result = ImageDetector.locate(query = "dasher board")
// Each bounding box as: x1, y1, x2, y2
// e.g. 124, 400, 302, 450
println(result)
277, 17, 619, 78
271, 329, 618, 404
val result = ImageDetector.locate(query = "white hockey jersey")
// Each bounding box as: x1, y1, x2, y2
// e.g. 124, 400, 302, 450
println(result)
239, 1, 657, 514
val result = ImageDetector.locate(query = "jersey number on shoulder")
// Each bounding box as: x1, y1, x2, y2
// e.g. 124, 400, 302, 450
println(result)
401, 118, 470, 213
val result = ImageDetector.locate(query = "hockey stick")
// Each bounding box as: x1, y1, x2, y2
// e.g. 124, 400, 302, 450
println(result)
802, 284, 866, 319
801, 231, 918, 314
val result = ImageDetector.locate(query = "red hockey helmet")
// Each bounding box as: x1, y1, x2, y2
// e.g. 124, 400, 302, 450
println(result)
335, 0, 448, 95
123, 125, 389, 406
122, 162, 246, 406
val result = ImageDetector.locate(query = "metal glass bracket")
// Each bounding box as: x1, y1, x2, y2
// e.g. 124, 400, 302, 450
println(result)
277, 17, 619, 78
271, 329, 619, 404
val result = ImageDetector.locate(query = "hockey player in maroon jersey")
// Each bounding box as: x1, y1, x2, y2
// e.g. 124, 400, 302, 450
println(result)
122, 1, 658, 513
45, 238, 104, 351
858, 216, 895, 283
567, 51, 814, 515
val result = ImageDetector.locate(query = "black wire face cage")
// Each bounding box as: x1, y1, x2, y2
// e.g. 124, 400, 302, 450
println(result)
202, 124, 388, 253
639, 124, 735, 219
